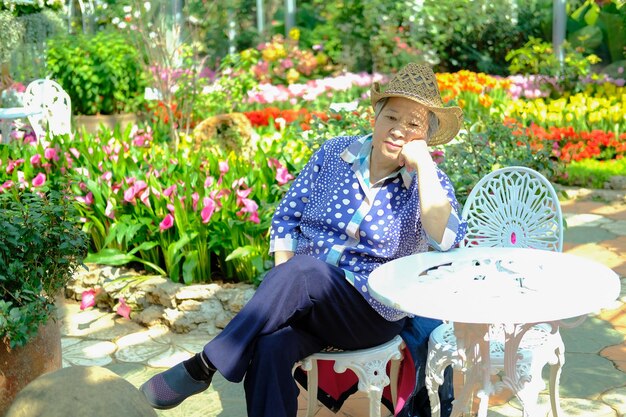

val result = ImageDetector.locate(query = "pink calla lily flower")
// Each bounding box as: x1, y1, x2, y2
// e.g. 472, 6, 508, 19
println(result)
276, 167, 294, 185
201, 197, 216, 224
80, 289, 97, 310
160, 213, 175, 231
31, 172, 46, 187
116, 297, 131, 319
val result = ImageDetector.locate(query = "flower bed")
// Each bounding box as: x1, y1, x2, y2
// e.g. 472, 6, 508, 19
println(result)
1, 68, 624, 285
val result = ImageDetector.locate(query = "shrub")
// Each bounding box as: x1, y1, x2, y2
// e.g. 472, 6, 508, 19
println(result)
506, 37, 601, 94
436, 117, 559, 204
0, 189, 88, 348
46, 30, 146, 115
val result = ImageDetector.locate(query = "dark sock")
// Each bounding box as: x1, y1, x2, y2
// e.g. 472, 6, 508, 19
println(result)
183, 352, 215, 382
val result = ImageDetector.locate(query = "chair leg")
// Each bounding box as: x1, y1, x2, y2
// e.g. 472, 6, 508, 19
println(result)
516, 370, 544, 417
367, 387, 383, 417
425, 374, 442, 417
549, 347, 565, 417
306, 360, 319, 417
426, 344, 455, 417
476, 390, 490, 417
389, 357, 401, 408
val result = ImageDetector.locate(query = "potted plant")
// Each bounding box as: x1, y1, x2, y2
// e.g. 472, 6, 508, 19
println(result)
45, 30, 147, 133
0, 188, 88, 414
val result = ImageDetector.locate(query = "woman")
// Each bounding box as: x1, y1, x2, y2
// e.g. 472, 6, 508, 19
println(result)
141, 63, 466, 417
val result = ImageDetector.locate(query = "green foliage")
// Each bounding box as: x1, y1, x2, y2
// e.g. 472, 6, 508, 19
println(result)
295, 0, 547, 75
567, 0, 626, 66
413, 0, 548, 75
0, 10, 23, 64
560, 158, 626, 188
300, 107, 373, 152
0, 189, 88, 349
46, 30, 147, 115
506, 36, 601, 93
436, 118, 559, 204
10, 10, 65, 81
199, 51, 260, 116
0, 0, 64, 15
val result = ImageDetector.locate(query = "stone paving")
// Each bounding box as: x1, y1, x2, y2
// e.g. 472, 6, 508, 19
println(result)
56, 186, 626, 417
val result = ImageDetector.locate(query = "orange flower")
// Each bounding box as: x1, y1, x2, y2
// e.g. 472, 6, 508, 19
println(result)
478, 94, 493, 108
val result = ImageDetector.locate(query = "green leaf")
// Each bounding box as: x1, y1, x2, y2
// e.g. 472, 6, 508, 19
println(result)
568, 25, 603, 51
85, 248, 134, 265
225, 245, 256, 261
85, 248, 166, 275
128, 241, 160, 256
583, 3, 600, 26
182, 251, 199, 284
598, 10, 626, 62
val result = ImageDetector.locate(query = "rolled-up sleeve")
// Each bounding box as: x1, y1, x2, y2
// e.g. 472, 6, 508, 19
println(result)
427, 169, 467, 251
269, 146, 325, 253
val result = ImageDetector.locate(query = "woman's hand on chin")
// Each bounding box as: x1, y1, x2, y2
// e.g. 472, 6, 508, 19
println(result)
398, 140, 432, 172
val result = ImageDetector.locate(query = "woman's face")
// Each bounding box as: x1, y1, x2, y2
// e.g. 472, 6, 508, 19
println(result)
371, 97, 430, 169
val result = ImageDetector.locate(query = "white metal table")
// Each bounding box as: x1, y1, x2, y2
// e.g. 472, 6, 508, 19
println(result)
367, 247, 620, 417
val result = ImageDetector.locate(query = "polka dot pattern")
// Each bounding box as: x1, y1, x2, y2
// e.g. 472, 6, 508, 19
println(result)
269, 134, 466, 321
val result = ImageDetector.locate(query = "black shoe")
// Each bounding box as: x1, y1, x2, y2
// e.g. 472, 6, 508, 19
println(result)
140, 361, 213, 409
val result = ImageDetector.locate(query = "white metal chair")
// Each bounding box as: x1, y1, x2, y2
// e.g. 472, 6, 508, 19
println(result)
23, 79, 72, 140
425, 166, 564, 417
299, 334, 405, 417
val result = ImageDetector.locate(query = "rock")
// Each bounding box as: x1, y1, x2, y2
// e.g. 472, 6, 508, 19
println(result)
178, 300, 202, 311
163, 299, 226, 334
175, 283, 221, 301
216, 286, 255, 313
134, 305, 165, 327
144, 279, 182, 308
5, 366, 157, 417
67, 263, 257, 335
605, 176, 626, 190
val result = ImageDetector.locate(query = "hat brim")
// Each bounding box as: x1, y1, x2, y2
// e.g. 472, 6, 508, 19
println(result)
371, 83, 463, 146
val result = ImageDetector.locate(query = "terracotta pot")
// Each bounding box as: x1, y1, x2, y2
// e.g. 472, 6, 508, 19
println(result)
74, 113, 138, 134
0, 319, 62, 415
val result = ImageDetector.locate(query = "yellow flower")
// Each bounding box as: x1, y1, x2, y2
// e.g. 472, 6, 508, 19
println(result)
286, 68, 300, 84
288, 27, 300, 41
587, 54, 602, 65
241, 49, 253, 60
262, 48, 277, 62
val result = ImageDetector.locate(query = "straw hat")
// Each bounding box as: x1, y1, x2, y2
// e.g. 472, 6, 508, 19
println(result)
370, 63, 463, 146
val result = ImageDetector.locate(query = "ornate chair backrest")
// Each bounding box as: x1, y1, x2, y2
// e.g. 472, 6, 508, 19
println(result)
460, 166, 563, 252
23, 79, 72, 140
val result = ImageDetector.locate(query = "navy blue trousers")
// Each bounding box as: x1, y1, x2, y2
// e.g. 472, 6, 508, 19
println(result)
203, 255, 406, 417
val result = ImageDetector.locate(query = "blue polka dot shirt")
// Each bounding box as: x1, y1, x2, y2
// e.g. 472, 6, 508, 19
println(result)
269, 134, 467, 321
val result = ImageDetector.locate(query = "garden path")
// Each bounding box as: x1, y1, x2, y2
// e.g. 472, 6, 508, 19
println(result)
57, 186, 626, 417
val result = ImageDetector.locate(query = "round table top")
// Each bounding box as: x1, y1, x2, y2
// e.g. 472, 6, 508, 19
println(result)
0, 107, 41, 119
367, 247, 621, 324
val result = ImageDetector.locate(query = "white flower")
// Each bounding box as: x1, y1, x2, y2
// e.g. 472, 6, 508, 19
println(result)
112, 17, 120, 25
133, 10, 140, 18
149, 31, 157, 40
188, 15, 200, 25
118, 22, 127, 29
144, 1, 151, 11
123, 5, 132, 13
